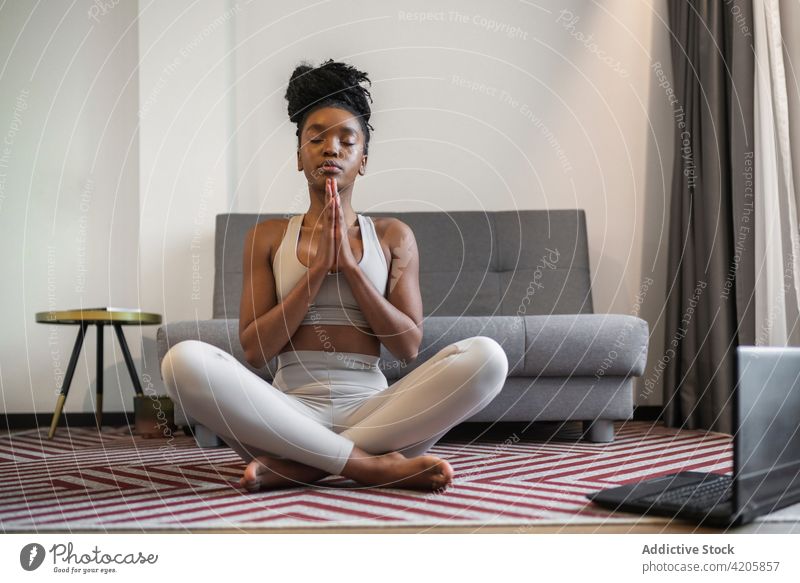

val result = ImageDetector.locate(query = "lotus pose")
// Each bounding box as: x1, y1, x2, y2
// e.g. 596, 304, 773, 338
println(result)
161, 59, 509, 492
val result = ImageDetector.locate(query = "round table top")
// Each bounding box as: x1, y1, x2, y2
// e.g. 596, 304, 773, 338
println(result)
35, 309, 162, 325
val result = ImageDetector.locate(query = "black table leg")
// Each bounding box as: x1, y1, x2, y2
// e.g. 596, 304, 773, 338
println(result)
113, 324, 143, 395
48, 322, 89, 439
95, 324, 103, 430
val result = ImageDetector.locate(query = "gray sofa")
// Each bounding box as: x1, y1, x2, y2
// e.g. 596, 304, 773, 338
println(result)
157, 210, 649, 445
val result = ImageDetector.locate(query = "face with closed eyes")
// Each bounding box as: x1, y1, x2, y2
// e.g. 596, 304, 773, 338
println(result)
297, 106, 368, 192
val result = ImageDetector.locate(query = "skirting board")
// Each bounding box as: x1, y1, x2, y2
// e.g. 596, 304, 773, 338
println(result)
1, 406, 664, 431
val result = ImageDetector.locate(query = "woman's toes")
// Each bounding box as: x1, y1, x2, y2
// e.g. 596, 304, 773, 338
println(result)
439, 460, 454, 481
239, 456, 271, 491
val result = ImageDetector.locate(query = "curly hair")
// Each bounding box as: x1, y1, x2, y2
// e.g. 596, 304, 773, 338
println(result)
285, 59, 375, 154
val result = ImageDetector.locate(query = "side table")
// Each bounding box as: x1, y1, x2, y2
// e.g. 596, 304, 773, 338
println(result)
35, 309, 162, 439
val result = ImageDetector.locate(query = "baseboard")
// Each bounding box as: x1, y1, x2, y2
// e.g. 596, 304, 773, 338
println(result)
2, 406, 664, 432
2, 412, 135, 431
632, 405, 662, 421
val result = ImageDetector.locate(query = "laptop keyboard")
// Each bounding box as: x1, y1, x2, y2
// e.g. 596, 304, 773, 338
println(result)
638, 475, 733, 509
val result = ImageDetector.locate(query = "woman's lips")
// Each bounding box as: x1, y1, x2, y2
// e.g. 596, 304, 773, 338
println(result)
319, 165, 342, 174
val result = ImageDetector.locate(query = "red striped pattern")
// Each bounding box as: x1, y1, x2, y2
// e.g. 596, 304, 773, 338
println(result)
0, 421, 732, 530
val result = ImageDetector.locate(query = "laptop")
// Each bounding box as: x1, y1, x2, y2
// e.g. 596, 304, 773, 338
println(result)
586, 345, 800, 527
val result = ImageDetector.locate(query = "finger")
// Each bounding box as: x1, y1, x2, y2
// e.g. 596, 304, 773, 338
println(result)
331, 181, 338, 237
336, 194, 343, 233
331, 188, 339, 226
326, 179, 334, 225
331, 184, 337, 229
335, 193, 341, 242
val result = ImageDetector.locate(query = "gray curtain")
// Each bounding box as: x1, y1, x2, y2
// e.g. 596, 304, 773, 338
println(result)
663, 0, 755, 433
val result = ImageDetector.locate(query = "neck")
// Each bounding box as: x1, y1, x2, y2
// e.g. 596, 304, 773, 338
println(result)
303, 181, 357, 229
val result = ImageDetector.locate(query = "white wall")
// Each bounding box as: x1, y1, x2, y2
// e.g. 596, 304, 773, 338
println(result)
233, 0, 674, 405
1, 0, 675, 416
0, 1, 141, 416
137, 0, 235, 412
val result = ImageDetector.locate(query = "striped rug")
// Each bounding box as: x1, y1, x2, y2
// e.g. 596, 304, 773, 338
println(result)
0, 421, 735, 530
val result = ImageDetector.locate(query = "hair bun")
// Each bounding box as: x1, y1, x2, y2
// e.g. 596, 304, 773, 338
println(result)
285, 59, 374, 136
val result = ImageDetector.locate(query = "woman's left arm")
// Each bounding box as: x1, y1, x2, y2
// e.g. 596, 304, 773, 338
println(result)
342, 219, 423, 362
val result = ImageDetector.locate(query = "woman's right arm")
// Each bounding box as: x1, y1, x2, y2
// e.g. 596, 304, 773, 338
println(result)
238, 221, 328, 369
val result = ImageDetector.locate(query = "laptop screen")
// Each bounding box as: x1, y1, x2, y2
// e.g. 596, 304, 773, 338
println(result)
736, 346, 800, 516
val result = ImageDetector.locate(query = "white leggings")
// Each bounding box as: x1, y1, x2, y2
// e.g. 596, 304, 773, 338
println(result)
160, 336, 508, 476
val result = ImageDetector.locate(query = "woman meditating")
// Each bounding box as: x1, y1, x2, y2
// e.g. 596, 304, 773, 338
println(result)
161, 59, 509, 493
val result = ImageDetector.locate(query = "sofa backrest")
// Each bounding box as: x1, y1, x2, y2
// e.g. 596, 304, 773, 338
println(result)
213, 210, 594, 319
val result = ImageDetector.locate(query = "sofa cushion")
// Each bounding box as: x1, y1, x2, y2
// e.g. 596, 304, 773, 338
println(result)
378, 314, 647, 380
157, 314, 648, 384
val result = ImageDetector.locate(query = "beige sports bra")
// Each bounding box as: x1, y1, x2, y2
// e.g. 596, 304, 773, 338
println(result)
272, 213, 389, 328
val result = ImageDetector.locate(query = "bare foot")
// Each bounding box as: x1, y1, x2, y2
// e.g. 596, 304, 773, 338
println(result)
239, 455, 330, 492
344, 451, 454, 492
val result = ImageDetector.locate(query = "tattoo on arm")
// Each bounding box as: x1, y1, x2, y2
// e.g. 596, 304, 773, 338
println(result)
389, 241, 412, 295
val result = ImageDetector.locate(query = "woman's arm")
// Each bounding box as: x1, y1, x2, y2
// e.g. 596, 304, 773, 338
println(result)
238, 221, 327, 368
342, 218, 423, 361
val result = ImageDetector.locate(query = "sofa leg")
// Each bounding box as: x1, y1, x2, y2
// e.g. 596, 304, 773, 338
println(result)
582, 420, 615, 443
193, 423, 223, 448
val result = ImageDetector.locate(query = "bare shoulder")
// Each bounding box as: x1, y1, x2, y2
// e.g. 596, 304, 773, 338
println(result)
372, 217, 418, 265
246, 218, 290, 263
373, 217, 417, 245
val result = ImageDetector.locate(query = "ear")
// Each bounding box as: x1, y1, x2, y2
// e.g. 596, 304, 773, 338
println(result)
297, 149, 303, 172
358, 155, 368, 176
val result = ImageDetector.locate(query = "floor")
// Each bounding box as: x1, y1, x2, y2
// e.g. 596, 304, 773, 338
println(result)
1, 420, 798, 533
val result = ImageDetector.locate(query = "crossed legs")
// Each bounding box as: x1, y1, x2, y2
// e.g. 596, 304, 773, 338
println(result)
161, 336, 508, 491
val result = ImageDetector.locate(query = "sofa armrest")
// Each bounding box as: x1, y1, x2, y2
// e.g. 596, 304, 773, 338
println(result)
156, 319, 277, 382
520, 313, 649, 377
